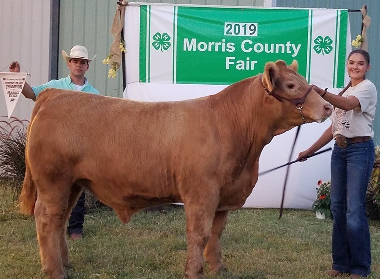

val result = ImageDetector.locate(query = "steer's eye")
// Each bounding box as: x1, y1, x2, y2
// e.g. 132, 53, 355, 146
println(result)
287, 83, 295, 89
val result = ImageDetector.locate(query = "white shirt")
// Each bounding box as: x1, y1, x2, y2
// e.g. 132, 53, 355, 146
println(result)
332, 79, 377, 138
74, 80, 87, 91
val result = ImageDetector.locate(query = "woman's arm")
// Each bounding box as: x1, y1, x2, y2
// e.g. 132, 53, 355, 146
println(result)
313, 85, 360, 111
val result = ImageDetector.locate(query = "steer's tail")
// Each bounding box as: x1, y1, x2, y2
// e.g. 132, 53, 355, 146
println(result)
19, 89, 56, 216
19, 109, 38, 216
19, 164, 36, 215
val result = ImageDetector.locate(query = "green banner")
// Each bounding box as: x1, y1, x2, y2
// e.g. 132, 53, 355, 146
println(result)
139, 5, 348, 87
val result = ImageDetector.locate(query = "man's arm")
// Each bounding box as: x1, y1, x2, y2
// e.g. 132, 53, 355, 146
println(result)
9, 61, 36, 101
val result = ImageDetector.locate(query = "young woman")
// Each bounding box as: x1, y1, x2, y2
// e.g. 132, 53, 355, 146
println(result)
298, 49, 377, 278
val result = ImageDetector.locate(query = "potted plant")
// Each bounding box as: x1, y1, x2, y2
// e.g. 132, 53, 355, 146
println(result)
312, 180, 331, 219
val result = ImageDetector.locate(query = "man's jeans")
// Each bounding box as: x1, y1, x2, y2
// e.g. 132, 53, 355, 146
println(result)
67, 191, 85, 235
330, 140, 374, 277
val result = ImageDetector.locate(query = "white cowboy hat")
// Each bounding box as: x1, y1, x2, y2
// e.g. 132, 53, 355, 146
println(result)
61, 45, 96, 63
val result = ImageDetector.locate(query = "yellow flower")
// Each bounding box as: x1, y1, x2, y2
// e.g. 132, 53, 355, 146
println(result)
119, 41, 126, 53
351, 34, 363, 49
107, 62, 118, 78
108, 68, 117, 78
102, 54, 113, 65
105, 37, 125, 78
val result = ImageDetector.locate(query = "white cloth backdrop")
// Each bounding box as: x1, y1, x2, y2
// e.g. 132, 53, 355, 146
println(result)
122, 3, 352, 209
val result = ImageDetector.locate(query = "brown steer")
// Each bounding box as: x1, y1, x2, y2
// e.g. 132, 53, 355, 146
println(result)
20, 60, 332, 279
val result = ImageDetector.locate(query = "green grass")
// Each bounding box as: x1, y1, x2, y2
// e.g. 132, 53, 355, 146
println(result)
1, 192, 380, 279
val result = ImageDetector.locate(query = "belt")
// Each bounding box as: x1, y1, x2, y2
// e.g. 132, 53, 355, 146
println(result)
335, 134, 371, 148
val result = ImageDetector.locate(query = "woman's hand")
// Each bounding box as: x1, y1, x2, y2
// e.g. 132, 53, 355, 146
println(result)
312, 85, 325, 97
297, 149, 314, 162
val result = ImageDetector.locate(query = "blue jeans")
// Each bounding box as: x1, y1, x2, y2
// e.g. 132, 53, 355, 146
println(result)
330, 140, 374, 277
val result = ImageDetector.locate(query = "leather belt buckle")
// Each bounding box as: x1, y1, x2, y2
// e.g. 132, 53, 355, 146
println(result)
335, 134, 348, 149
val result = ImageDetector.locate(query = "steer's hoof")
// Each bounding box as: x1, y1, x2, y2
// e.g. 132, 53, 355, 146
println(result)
53, 274, 68, 279
210, 264, 228, 274
63, 261, 73, 269
182, 274, 205, 279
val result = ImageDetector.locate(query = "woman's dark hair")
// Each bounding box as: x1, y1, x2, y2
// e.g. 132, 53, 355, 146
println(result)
347, 49, 370, 65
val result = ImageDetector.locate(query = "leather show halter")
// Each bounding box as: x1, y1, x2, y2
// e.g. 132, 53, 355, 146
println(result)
259, 74, 313, 124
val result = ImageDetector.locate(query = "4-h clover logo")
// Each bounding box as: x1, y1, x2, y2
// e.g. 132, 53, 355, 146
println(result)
313, 35, 333, 55
152, 32, 171, 52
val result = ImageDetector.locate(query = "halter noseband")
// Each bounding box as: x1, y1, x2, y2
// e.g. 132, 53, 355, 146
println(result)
259, 74, 313, 124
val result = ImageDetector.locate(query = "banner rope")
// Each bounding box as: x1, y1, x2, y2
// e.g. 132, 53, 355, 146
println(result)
0, 64, 30, 75
0, 65, 32, 76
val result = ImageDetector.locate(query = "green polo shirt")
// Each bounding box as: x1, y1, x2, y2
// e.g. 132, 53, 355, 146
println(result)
31, 75, 99, 97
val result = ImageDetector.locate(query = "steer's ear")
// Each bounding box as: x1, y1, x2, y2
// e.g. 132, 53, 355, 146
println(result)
262, 61, 280, 92
289, 60, 299, 72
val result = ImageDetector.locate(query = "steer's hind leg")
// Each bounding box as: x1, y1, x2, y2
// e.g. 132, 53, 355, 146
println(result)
34, 184, 70, 279
204, 210, 229, 273
183, 192, 219, 279
61, 184, 84, 267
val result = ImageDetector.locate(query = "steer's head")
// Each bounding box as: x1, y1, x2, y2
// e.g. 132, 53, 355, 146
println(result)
261, 60, 332, 133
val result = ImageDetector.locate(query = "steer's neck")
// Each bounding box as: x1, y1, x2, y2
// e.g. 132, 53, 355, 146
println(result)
209, 75, 280, 158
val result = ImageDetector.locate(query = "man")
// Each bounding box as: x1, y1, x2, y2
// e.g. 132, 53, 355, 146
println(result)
9, 45, 99, 240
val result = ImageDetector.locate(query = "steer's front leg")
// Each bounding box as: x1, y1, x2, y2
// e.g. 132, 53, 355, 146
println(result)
183, 193, 219, 279
204, 210, 229, 273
